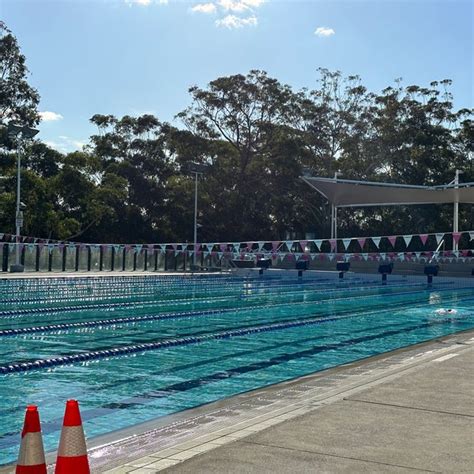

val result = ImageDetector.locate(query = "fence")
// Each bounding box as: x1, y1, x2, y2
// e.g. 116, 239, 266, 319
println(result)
0, 231, 473, 273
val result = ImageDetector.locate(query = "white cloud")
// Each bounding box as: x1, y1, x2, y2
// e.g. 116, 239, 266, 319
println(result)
45, 136, 85, 153
218, 0, 248, 12
216, 14, 257, 28
241, 0, 264, 6
218, 0, 264, 11
191, 3, 217, 14
39, 111, 63, 122
124, 0, 168, 6
125, 0, 152, 5
189, 0, 264, 28
314, 26, 335, 37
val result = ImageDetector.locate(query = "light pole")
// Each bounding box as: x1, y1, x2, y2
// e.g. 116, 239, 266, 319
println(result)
331, 172, 342, 243
187, 163, 208, 269
7, 123, 39, 272
450, 169, 463, 252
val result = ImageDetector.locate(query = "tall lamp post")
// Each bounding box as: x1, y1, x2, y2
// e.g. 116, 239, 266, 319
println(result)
7, 123, 39, 272
331, 172, 342, 243
187, 163, 209, 269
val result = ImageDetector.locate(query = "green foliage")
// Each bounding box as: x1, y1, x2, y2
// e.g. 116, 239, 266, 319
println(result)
0, 21, 39, 131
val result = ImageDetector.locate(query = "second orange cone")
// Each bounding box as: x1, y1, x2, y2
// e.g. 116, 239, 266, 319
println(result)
55, 400, 90, 474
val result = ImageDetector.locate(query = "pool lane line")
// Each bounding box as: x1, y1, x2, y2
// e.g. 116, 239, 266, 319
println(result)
0, 275, 432, 305
0, 278, 372, 305
0, 284, 465, 337
1, 303, 471, 375
0, 277, 433, 305
0, 279, 348, 306
0, 281, 436, 318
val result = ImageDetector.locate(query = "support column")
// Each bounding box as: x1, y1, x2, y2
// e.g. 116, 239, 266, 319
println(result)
453, 170, 461, 251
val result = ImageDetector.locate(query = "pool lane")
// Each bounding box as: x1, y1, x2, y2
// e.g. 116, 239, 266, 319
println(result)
0, 281, 438, 328
1, 287, 472, 366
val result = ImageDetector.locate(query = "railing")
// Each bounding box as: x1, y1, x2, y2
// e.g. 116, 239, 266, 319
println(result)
0, 231, 473, 273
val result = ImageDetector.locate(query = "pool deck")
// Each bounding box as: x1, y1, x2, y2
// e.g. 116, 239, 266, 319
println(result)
61, 330, 474, 474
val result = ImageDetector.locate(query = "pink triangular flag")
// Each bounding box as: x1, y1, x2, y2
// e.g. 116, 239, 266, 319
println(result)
419, 234, 429, 245
387, 236, 397, 247
452, 232, 462, 244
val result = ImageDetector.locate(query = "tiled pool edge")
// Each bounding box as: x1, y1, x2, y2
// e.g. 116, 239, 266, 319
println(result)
38, 329, 474, 474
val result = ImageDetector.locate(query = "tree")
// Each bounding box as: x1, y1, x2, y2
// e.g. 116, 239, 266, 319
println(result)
89, 114, 176, 242
177, 70, 315, 239
0, 21, 39, 130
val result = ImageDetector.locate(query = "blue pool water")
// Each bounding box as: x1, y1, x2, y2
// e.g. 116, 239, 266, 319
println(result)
0, 273, 473, 465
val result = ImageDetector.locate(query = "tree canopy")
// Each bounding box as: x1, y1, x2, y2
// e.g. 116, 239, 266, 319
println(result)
0, 24, 472, 243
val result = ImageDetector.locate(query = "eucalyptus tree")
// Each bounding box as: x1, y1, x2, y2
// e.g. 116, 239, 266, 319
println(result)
177, 70, 321, 240
0, 21, 39, 131
89, 114, 176, 242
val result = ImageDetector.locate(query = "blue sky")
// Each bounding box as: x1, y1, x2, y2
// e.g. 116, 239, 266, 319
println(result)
2, 0, 473, 153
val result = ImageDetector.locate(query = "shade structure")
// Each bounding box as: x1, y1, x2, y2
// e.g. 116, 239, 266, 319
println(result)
301, 175, 474, 249
301, 176, 474, 208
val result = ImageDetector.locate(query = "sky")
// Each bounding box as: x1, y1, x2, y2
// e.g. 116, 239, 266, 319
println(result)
2, 0, 473, 153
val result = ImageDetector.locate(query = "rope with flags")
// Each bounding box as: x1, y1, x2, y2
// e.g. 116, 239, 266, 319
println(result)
1, 231, 473, 265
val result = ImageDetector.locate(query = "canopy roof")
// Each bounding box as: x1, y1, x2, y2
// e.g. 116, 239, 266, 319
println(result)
301, 176, 474, 208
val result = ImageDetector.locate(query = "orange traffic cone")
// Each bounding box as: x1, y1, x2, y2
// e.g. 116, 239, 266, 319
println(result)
55, 400, 90, 474
16, 405, 47, 474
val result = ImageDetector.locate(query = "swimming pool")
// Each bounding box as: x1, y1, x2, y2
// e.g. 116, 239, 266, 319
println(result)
0, 273, 473, 465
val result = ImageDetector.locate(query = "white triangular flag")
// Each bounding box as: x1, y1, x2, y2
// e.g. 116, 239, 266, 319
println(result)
342, 239, 351, 249
372, 237, 381, 248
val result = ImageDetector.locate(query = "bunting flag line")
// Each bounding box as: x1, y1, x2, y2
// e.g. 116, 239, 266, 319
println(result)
0, 232, 472, 269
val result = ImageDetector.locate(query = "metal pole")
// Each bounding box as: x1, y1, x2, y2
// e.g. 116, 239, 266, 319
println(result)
15, 142, 22, 267
332, 172, 340, 248
330, 204, 334, 239
453, 170, 460, 251
193, 171, 198, 267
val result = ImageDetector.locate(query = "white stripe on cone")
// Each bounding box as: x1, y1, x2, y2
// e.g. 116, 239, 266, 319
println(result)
57, 425, 87, 457
18, 432, 46, 466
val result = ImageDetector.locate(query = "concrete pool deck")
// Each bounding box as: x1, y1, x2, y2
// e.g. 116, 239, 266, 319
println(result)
71, 330, 473, 474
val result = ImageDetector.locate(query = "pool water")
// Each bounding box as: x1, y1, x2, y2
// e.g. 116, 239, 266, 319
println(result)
0, 274, 473, 465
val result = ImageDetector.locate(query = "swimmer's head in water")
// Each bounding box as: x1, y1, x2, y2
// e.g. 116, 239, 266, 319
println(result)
435, 308, 457, 315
